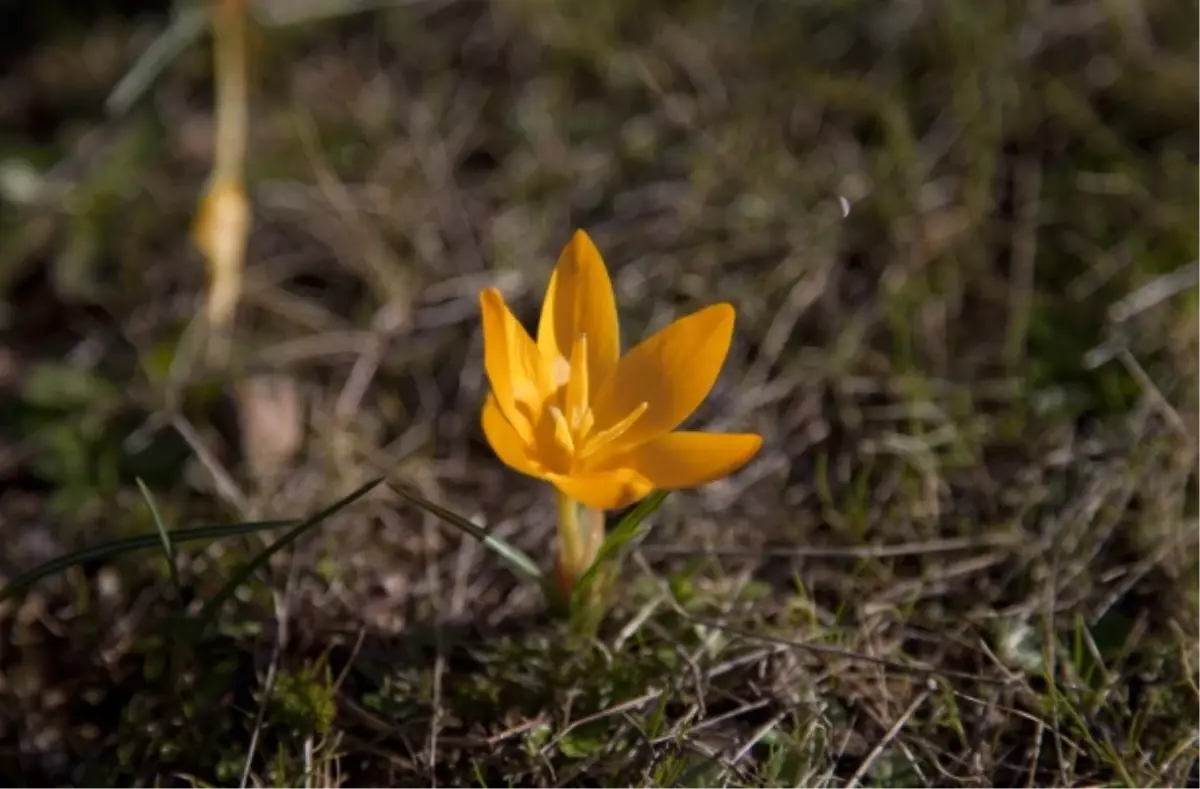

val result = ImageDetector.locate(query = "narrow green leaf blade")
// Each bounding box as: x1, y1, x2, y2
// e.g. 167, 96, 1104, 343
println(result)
106, 4, 209, 115
571, 491, 669, 614
0, 519, 296, 603
391, 484, 543, 583
193, 476, 385, 637
136, 478, 183, 598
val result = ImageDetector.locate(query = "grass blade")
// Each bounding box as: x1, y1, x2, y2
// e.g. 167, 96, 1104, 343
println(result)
106, 4, 209, 115
391, 484, 543, 583
0, 518, 296, 603
193, 476, 385, 638
136, 478, 183, 601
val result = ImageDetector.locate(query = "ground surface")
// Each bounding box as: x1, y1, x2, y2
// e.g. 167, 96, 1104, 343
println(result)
0, 1, 1197, 786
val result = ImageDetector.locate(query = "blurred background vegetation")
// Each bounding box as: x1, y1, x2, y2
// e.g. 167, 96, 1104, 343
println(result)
0, 0, 1196, 786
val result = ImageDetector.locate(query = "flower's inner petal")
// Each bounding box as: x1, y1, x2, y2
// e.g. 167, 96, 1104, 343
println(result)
532, 405, 573, 474
481, 395, 542, 476
590, 304, 736, 457
480, 288, 554, 443
536, 231, 621, 389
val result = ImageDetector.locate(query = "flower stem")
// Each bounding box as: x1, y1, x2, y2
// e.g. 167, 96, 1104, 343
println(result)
584, 506, 605, 564
555, 490, 584, 590
553, 493, 612, 622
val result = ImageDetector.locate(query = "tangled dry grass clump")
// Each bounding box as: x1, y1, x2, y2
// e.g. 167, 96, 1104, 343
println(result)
0, 0, 1196, 786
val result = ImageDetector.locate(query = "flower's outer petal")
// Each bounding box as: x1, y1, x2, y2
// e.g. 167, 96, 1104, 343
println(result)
536, 230, 620, 388
609, 431, 762, 490
482, 394, 542, 477
480, 287, 552, 442
548, 468, 654, 511
591, 304, 735, 454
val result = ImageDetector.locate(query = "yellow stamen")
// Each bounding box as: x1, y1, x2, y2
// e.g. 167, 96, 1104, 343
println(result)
580, 401, 648, 458
577, 409, 595, 438
548, 406, 576, 454
565, 333, 589, 429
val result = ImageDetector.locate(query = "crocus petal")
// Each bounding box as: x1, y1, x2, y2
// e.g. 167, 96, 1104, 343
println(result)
564, 333, 589, 424
548, 468, 654, 511
536, 230, 620, 388
480, 287, 553, 442
481, 395, 542, 476
606, 431, 762, 490
590, 304, 735, 455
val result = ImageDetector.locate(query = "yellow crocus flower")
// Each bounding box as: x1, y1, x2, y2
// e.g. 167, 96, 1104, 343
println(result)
480, 230, 762, 590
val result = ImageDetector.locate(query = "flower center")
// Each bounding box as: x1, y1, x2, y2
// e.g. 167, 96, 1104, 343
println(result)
546, 334, 646, 464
